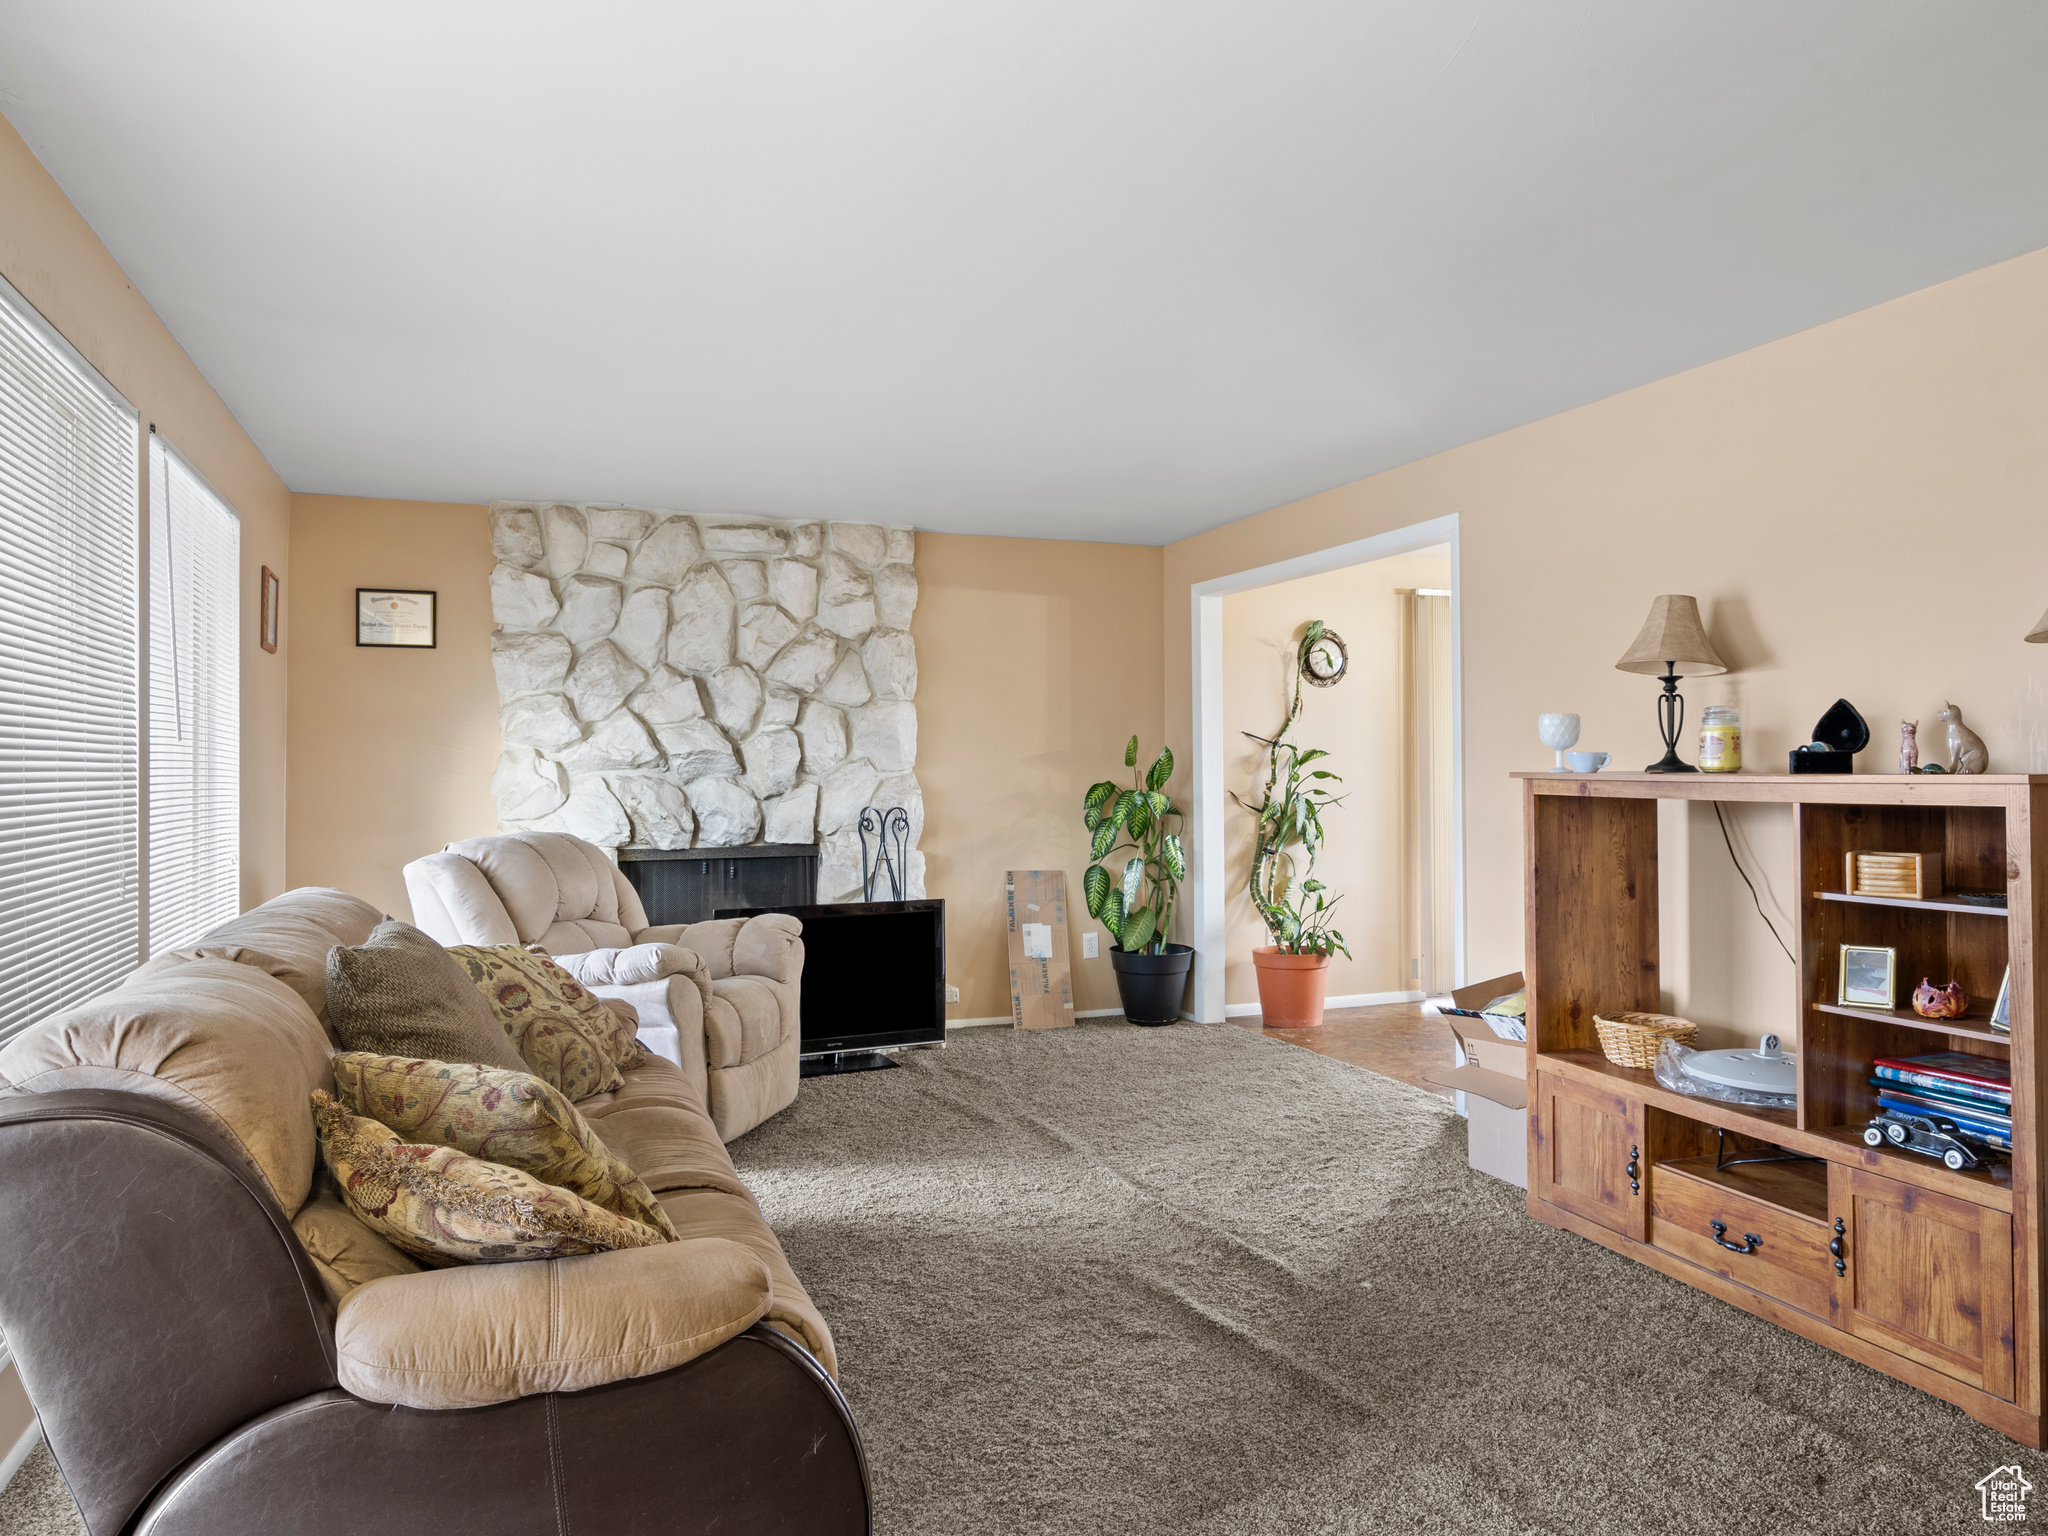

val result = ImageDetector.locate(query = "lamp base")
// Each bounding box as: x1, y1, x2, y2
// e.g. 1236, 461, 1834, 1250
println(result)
1644, 750, 1698, 774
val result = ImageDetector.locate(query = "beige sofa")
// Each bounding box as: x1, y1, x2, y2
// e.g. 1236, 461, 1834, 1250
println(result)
403, 832, 801, 1142
0, 888, 866, 1536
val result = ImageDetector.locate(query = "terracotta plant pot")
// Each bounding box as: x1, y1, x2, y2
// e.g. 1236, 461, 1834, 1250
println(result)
1251, 946, 1332, 1028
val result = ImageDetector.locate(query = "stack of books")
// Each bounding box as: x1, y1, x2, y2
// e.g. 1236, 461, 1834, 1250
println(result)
1871, 1052, 2013, 1151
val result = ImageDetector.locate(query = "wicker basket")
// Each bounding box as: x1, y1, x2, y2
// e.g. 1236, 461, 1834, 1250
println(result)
1592, 1011, 1699, 1068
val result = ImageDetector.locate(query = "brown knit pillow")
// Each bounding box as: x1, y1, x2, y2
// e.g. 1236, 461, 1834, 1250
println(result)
326, 920, 529, 1074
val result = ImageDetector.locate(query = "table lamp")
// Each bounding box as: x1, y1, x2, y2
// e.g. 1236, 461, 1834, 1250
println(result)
1615, 594, 1727, 773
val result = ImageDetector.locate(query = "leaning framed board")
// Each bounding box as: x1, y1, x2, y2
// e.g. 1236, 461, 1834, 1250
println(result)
1005, 870, 1074, 1030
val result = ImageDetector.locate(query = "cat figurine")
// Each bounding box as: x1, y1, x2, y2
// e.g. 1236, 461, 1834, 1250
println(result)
1939, 702, 1989, 775
1899, 719, 1918, 774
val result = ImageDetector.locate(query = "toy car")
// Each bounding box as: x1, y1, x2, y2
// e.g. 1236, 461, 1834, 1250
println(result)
1863, 1110, 1987, 1171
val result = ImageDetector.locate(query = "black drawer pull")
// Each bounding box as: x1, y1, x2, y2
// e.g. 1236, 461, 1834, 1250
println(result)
1710, 1220, 1762, 1255
1626, 1144, 1640, 1195
1830, 1217, 1845, 1276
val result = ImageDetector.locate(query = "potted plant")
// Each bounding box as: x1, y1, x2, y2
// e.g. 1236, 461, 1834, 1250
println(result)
1235, 620, 1350, 1027
1081, 735, 1191, 1026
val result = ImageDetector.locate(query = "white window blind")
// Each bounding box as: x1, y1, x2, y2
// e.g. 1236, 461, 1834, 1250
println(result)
147, 436, 239, 955
0, 280, 141, 1046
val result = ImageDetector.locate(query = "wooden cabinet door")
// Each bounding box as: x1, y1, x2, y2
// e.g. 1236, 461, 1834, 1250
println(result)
1833, 1168, 2015, 1400
1532, 1072, 1641, 1238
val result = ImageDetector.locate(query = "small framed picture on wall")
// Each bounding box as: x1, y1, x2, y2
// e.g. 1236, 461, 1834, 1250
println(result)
356, 588, 437, 648
260, 566, 280, 653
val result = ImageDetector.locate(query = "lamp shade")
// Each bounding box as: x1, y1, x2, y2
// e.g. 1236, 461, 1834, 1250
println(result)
2027, 602, 2048, 643
1614, 594, 1727, 677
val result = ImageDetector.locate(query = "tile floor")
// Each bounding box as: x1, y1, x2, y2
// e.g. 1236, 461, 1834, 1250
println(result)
1229, 1001, 1454, 1100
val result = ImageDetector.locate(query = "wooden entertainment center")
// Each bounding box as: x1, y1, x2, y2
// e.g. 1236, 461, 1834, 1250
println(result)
1519, 770, 2045, 1445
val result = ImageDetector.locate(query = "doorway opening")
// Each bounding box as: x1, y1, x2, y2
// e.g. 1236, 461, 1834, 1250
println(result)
1188, 514, 1462, 1024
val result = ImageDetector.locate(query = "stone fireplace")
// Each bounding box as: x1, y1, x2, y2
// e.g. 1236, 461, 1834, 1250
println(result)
487, 503, 922, 903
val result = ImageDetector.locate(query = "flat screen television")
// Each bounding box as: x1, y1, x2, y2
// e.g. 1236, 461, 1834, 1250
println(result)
715, 900, 945, 1065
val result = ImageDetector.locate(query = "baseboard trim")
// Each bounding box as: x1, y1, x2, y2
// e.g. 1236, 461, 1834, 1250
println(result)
1223, 989, 1426, 1018
0, 1416, 41, 1494
947, 1006, 1142, 1030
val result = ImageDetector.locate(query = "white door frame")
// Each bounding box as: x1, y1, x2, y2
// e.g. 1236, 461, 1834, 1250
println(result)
1185, 513, 1464, 1023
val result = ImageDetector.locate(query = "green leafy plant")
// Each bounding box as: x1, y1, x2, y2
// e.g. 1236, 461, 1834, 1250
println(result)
1081, 735, 1185, 955
1232, 619, 1351, 959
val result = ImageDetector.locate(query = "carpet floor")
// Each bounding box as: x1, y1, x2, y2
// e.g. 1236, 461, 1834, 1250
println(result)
732, 1019, 2031, 1535
1, 1018, 2034, 1533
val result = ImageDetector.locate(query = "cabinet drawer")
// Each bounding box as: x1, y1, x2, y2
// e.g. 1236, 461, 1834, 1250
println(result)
1651, 1161, 1834, 1319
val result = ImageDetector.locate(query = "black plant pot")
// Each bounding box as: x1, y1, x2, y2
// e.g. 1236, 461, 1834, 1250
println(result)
1109, 943, 1195, 1026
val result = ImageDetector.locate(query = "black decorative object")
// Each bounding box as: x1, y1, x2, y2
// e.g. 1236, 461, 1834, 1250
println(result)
1813, 698, 1870, 752
1789, 698, 1869, 774
858, 807, 911, 902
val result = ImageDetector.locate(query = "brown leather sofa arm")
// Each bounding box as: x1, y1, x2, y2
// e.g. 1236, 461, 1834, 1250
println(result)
0, 1090, 339, 1536
136, 1327, 873, 1536
333, 1238, 773, 1409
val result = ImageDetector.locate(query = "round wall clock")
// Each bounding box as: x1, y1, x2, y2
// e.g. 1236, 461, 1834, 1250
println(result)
1302, 629, 1348, 687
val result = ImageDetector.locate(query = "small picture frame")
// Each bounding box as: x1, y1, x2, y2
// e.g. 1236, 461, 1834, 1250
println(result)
259, 566, 280, 654
1992, 966, 2012, 1033
356, 588, 437, 648
1839, 943, 1898, 1009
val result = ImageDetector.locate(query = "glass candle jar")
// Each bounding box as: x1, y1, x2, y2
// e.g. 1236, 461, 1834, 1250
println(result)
1699, 705, 1742, 773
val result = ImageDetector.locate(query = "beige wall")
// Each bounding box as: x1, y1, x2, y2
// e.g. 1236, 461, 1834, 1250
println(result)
287, 496, 501, 917
283, 506, 1165, 1022
1220, 552, 1450, 1007
0, 108, 292, 911
915, 533, 1165, 1021
1167, 243, 2048, 1045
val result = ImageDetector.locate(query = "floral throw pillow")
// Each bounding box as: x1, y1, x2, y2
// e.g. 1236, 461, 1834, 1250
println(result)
580, 993, 649, 1073
330, 1053, 676, 1238
310, 1091, 671, 1267
514, 947, 648, 1071
448, 946, 627, 1100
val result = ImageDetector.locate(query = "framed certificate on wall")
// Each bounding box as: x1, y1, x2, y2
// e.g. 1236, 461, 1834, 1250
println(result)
356, 588, 437, 648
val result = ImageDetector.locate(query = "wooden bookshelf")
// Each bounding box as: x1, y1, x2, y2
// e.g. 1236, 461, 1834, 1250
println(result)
1816, 889, 2008, 918
1519, 771, 2046, 1446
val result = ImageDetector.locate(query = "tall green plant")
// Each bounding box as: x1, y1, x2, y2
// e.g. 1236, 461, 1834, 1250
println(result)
1081, 735, 1185, 955
1233, 620, 1351, 959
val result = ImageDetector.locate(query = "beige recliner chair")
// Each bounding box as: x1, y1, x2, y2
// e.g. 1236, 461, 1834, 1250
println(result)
403, 832, 801, 1141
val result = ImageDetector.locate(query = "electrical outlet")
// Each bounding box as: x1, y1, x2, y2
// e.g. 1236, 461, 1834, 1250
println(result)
1082, 932, 1099, 959
944, 985, 960, 1003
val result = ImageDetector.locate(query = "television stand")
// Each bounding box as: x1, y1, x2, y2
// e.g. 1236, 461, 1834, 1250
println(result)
802, 1050, 900, 1077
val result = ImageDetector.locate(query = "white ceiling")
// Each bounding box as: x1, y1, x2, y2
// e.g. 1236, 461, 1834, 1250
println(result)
3, 3, 2045, 544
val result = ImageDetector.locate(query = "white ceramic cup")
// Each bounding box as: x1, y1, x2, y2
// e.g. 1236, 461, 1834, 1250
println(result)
1567, 751, 1610, 773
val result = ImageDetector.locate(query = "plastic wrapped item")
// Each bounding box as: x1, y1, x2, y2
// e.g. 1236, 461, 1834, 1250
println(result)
1654, 1038, 1796, 1109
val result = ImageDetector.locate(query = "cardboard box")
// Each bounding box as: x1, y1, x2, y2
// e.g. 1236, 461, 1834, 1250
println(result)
1423, 971, 1528, 1188
1004, 870, 1075, 1030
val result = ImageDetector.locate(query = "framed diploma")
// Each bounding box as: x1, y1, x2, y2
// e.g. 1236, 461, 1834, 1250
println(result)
356, 588, 437, 648
260, 566, 280, 653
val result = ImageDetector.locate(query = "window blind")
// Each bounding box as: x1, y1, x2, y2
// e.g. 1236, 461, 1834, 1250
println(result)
0, 280, 141, 1046
148, 437, 240, 956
